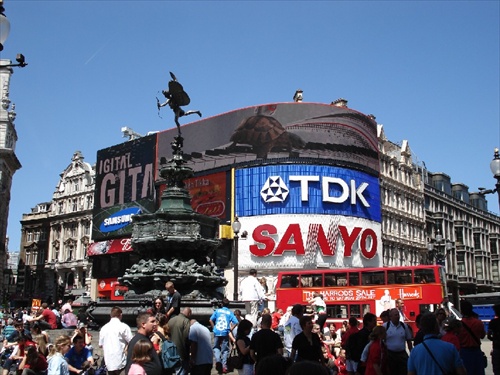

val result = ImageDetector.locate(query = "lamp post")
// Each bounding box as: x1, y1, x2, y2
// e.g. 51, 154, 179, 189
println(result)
427, 228, 453, 266
232, 217, 241, 301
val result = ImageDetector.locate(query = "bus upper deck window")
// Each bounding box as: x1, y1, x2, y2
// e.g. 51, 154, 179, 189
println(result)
415, 269, 436, 283
349, 273, 360, 286
280, 275, 299, 288
362, 271, 385, 285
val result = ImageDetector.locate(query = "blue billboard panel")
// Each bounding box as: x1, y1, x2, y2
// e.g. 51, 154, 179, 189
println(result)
235, 165, 381, 222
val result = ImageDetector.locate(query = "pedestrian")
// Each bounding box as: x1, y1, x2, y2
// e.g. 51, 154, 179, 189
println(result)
384, 308, 413, 375
125, 312, 162, 375
188, 319, 213, 375
149, 298, 167, 317
128, 339, 153, 375
164, 281, 181, 321
235, 319, 254, 375
408, 312, 466, 375
283, 304, 303, 358
47, 335, 71, 375
240, 269, 266, 328
168, 307, 191, 375
458, 300, 486, 375
395, 298, 407, 321
364, 326, 388, 375
340, 317, 359, 348
209, 298, 238, 374
98, 306, 132, 375
344, 312, 377, 375
250, 314, 284, 364
441, 318, 461, 351
488, 303, 500, 375
290, 315, 323, 364
19, 344, 48, 375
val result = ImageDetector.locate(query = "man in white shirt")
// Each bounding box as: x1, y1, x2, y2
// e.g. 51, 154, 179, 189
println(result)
385, 308, 413, 375
98, 306, 133, 375
239, 269, 266, 327
283, 304, 303, 358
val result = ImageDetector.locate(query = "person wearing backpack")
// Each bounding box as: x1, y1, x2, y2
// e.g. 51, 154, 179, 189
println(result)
385, 308, 413, 375
344, 312, 377, 375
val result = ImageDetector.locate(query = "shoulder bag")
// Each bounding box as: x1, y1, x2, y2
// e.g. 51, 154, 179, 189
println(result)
462, 321, 488, 368
422, 340, 455, 375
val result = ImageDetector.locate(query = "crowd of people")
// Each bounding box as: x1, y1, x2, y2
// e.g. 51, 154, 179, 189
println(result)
0, 298, 95, 375
2, 272, 500, 375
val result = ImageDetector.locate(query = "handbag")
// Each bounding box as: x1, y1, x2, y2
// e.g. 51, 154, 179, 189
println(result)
227, 346, 244, 370
461, 321, 488, 368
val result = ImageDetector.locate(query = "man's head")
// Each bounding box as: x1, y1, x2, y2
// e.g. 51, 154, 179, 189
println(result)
362, 312, 377, 330
165, 281, 175, 294
348, 317, 359, 327
249, 269, 257, 277
419, 312, 439, 335
41, 303, 48, 310
221, 298, 230, 308
181, 307, 192, 319
136, 312, 157, 335
110, 306, 122, 319
260, 314, 272, 329
291, 304, 303, 317
299, 315, 314, 330
395, 299, 404, 310
389, 308, 400, 324
72, 335, 85, 352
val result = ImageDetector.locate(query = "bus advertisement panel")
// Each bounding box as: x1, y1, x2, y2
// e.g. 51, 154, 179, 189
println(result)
276, 266, 446, 330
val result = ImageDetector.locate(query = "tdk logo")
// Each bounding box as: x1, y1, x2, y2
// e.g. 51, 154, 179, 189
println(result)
261, 175, 370, 207
261, 176, 289, 203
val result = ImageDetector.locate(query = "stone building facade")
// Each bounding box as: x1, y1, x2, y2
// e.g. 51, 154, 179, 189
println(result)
19, 151, 94, 303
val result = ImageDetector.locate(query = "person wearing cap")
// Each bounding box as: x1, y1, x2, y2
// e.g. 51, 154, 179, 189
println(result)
71, 323, 93, 355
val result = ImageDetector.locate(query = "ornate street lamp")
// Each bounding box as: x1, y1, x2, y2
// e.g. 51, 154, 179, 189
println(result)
232, 217, 241, 301
478, 148, 500, 210
0, 1, 27, 67
427, 228, 453, 266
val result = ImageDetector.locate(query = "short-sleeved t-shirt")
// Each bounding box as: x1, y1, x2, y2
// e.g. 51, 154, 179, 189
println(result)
250, 329, 284, 362
42, 309, 58, 329
165, 291, 181, 317
65, 347, 92, 370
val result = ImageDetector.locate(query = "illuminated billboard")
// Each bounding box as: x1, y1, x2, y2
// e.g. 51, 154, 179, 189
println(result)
237, 214, 382, 269
235, 165, 380, 221
92, 135, 157, 241
157, 103, 379, 175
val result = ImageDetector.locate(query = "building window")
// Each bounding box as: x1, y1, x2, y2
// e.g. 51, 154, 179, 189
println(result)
74, 180, 79, 192
476, 258, 484, 279
72, 199, 78, 212
474, 233, 481, 250
86, 195, 93, 210
58, 201, 64, 214
455, 227, 464, 245
27, 231, 33, 242
491, 239, 498, 255
83, 221, 91, 236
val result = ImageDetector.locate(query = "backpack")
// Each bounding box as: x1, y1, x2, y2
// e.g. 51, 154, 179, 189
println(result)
160, 339, 181, 370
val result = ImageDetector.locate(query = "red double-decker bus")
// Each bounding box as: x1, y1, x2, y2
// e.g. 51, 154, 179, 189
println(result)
276, 265, 454, 330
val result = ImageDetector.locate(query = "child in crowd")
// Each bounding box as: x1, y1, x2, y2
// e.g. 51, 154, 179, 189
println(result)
128, 339, 153, 375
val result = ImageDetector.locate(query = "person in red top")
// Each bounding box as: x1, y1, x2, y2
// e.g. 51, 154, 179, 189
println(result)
333, 348, 348, 375
33, 303, 58, 330
19, 345, 48, 374
364, 326, 388, 375
271, 309, 283, 331
458, 301, 486, 375
441, 318, 461, 351
341, 317, 359, 348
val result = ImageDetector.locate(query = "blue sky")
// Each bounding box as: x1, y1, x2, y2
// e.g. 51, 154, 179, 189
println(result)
2, 1, 499, 252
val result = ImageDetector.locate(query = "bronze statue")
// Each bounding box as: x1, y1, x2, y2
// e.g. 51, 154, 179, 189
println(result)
157, 72, 202, 136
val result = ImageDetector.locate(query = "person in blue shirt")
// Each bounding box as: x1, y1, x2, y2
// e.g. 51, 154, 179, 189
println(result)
408, 312, 466, 375
64, 335, 93, 375
209, 298, 238, 374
